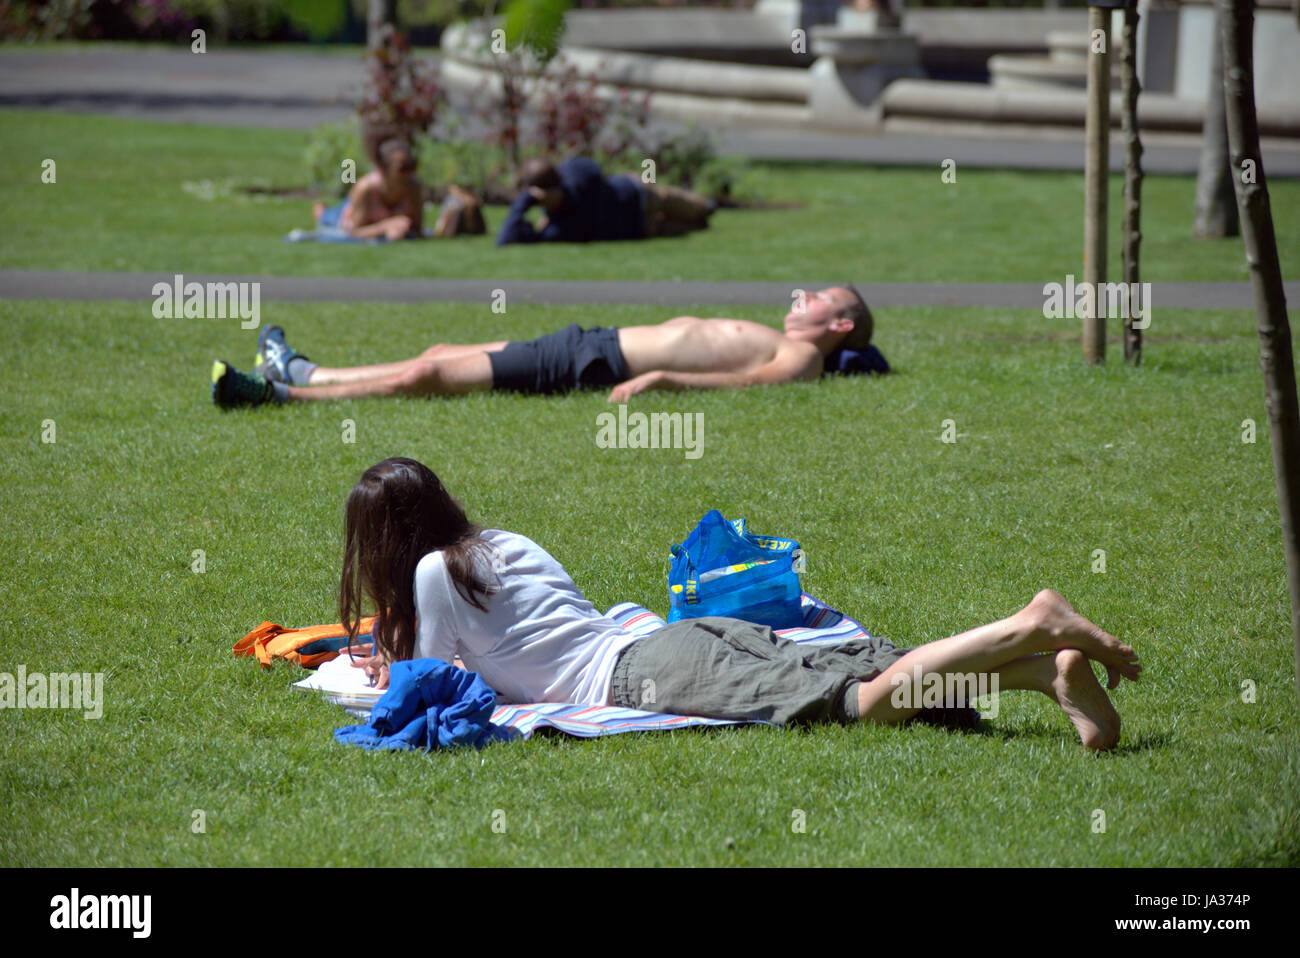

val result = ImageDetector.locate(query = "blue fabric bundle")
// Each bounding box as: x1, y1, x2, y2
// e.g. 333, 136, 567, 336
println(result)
334, 659, 510, 751
823, 344, 890, 376
317, 199, 349, 228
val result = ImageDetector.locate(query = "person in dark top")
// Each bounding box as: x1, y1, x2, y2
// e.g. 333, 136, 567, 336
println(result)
495, 156, 713, 246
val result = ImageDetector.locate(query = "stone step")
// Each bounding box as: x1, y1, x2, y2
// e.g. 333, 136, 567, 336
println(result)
881, 77, 1300, 138
988, 53, 1122, 91
1046, 30, 1090, 63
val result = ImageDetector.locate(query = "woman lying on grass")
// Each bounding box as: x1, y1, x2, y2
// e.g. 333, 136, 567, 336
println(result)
340, 457, 1141, 750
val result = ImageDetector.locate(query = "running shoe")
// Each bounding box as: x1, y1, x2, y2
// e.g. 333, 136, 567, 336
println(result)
212, 360, 275, 408
255, 325, 308, 384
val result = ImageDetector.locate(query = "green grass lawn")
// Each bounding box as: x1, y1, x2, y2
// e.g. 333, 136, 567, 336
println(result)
2, 299, 1297, 866
2, 108, 1297, 283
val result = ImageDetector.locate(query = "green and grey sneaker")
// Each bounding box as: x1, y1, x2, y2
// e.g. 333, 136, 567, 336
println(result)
212, 360, 275, 408
254, 325, 308, 384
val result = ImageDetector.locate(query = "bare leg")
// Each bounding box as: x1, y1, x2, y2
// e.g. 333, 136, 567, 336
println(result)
285, 352, 496, 401
640, 182, 713, 238
856, 590, 1139, 749
969, 651, 1123, 750
653, 184, 713, 234
308, 341, 509, 385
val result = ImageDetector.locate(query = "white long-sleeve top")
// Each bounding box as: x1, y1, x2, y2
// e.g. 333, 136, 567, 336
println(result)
413, 529, 639, 706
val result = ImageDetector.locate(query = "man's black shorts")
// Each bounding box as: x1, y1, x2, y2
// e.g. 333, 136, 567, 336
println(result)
488, 324, 630, 395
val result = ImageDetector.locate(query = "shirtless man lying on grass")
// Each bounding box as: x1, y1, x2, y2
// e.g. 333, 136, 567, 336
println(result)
211, 285, 885, 407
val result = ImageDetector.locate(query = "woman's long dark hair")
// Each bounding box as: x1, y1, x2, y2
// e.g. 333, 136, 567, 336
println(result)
339, 457, 497, 663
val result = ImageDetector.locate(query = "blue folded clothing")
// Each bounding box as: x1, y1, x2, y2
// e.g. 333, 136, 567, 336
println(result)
284, 227, 381, 244
333, 659, 513, 751
317, 199, 349, 229
823, 344, 890, 376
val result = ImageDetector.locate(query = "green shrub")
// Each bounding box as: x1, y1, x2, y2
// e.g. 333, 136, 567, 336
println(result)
417, 130, 512, 200
691, 154, 757, 203
649, 124, 717, 191
304, 119, 365, 199
170, 0, 288, 41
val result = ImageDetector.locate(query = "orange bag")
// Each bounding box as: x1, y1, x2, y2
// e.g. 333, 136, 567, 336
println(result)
233, 616, 376, 669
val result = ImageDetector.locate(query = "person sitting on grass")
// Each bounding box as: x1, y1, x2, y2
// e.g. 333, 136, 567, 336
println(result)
211, 285, 887, 408
339, 457, 1141, 750
312, 138, 423, 242
495, 156, 714, 246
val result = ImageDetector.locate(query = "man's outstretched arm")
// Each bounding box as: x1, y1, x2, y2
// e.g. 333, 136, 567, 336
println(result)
495, 191, 541, 245
496, 189, 567, 245
606, 344, 822, 402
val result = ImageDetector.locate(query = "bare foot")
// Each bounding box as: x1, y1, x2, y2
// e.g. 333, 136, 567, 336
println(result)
1022, 589, 1140, 688
1050, 649, 1121, 751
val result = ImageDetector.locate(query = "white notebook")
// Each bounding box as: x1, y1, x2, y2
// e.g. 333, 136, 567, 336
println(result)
294, 653, 386, 712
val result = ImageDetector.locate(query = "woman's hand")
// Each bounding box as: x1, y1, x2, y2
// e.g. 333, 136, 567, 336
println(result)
349, 650, 390, 690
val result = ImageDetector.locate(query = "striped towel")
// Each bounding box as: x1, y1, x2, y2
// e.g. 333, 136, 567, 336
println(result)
298, 593, 876, 740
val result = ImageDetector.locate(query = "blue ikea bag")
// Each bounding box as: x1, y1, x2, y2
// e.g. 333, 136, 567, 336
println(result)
667, 510, 804, 629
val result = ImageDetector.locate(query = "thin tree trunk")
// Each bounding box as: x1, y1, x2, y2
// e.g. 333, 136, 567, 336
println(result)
1083, 4, 1110, 365
872, 0, 901, 29
1195, 9, 1240, 237
1220, 0, 1300, 714
368, 0, 396, 50
1120, 2, 1143, 365
362, 0, 401, 169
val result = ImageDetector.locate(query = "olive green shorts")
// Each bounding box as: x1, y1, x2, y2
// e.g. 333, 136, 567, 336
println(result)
607, 616, 898, 726
608, 616, 981, 729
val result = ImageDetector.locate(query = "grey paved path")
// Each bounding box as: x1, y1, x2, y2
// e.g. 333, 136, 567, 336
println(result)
0, 47, 360, 130
5, 47, 1300, 176
1, 269, 1292, 311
